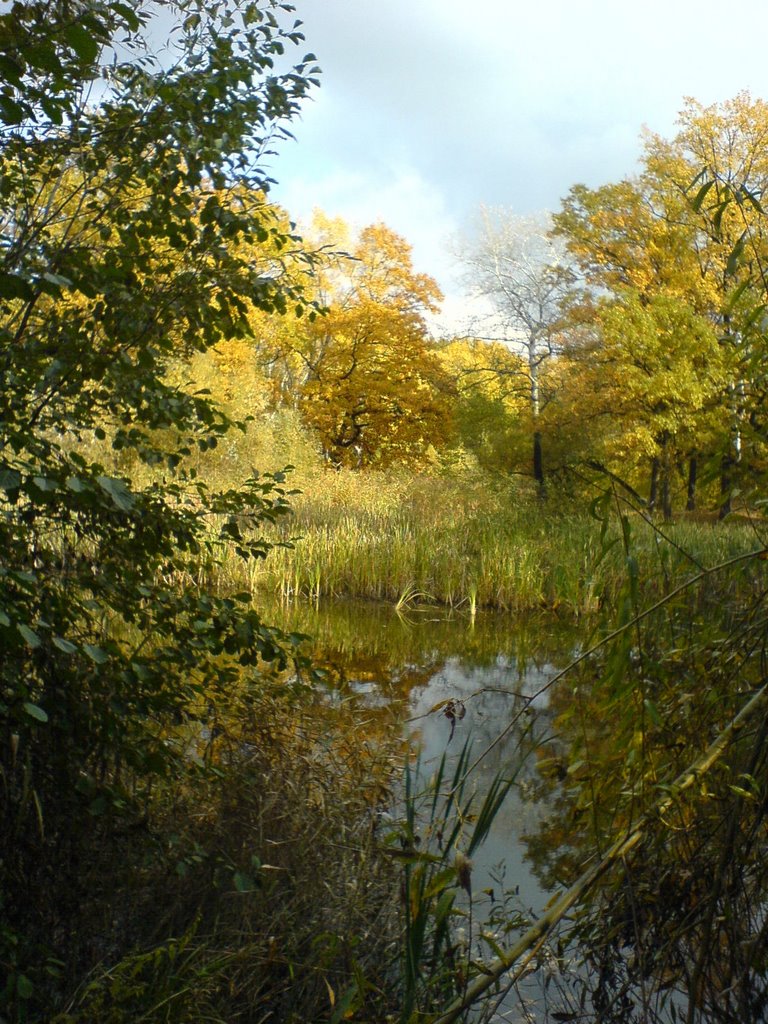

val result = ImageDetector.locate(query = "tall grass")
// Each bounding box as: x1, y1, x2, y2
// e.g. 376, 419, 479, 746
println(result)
86, 402, 764, 614
389, 739, 518, 1022
53, 680, 405, 1024
212, 468, 762, 614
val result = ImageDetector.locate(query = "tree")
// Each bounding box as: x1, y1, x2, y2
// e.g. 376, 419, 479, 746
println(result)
458, 208, 574, 492
560, 290, 723, 518
291, 217, 454, 467
647, 94, 768, 515
555, 95, 768, 515
437, 336, 532, 475
0, 1, 318, 1015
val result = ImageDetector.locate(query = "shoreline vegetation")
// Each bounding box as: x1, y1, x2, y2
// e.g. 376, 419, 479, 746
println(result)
25, 460, 768, 1024
207, 467, 764, 615
7, 4, 768, 1021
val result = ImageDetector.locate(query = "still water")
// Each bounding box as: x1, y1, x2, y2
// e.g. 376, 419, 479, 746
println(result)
263, 597, 580, 1020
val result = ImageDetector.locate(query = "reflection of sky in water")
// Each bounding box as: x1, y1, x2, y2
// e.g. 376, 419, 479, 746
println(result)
407, 655, 568, 1022
268, 601, 577, 1021
408, 655, 560, 917
266, 599, 573, 913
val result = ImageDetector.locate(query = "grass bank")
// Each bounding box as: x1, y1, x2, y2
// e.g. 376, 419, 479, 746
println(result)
213, 469, 763, 614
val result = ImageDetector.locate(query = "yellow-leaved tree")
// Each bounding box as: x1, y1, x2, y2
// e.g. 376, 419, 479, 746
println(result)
289, 216, 455, 467
554, 94, 768, 516
438, 336, 546, 477
182, 212, 455, 471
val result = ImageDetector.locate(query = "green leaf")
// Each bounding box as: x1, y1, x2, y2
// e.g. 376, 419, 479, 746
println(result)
112, 2, 142, 30
32, 476, 58, 493
0, 468, 21, 494
41, 271, 73, 290
0, 271, 33, 300
690, 178, 714, 212
481, 929, 507, 959
726, 230, 748, 277
23, 702, 48, 723
0, 94, 28, 124
97, 475, 135, 512
643, 698, 661, 727
724, 278, 752, 314
738, 185, 764, 214
83, 644, 109, 664
65, 23, 100, 64
26, 41, 62, 74
53, 636, 78, 654
89, 795, 107, 816
16, 974, 34, 999
0, 56, 24, 84
729, 784, 757, 802
711, 199, 729, 236
18, 623, 41, 648
233, 871, 256, 892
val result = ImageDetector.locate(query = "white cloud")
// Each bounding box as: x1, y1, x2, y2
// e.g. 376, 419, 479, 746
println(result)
269, 0, 768, 332
273, 162, 472, 328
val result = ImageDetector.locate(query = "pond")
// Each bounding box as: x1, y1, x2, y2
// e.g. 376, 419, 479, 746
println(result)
261, 596, 582, 1020
256, 581, 768, 1024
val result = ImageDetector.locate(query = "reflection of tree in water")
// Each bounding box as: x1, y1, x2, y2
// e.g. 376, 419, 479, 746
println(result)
518, 590, 768, 1024
262, 597, 577, 680
271, 598, 636, 1020
271, 596, 578, 865
409, 658, 556, 771
267, 598, 580, 780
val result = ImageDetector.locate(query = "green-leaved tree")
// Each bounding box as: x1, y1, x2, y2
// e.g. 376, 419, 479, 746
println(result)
0, 1, 318, 1015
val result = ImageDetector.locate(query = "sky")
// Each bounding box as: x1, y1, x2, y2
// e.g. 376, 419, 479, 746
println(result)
269, 0, 768, 333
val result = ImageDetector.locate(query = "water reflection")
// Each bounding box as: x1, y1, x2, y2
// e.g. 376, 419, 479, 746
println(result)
259, 598, 582, 1021
261, 596, 576, 905
406, 645, 574, 1024
259, 594, 768, 1023
409, 652, 560, 910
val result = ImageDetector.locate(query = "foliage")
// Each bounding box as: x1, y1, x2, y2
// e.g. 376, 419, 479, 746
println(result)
558, 290, 725, 514
0, 1, 325, 1018
292, 217, 455, 467
6, 23, 768, 1019
234, 467, 759, 612
520, 505, 768, 1023
47, 680, 403, 1024
182, 210, 455, 469
389, 742, 515, 1022
553, 93, 768, 517
457, 209, 574, 491
437, 337, 532, 476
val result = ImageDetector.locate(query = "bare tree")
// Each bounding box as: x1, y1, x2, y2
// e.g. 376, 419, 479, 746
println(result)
458, 207, 574, 492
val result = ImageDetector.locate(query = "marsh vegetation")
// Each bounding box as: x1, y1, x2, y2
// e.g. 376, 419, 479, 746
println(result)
4, 3, 768, 1022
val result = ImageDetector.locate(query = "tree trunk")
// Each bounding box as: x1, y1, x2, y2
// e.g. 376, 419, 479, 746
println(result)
661, 468, 672, 522
686, 455, 698, 512
648, 458, 659, 512
530, 348, 545, 496
659, 434, 673, 522
719, 452, 733, 520
533, 430, 545, 496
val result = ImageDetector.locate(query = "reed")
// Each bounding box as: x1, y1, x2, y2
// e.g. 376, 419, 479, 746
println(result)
55, 679, 405, 1024
215, 468, 761, 614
